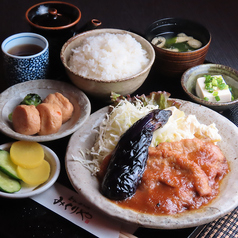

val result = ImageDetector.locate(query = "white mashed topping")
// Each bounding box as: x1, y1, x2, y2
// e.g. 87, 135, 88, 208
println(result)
68, 33, 149, 81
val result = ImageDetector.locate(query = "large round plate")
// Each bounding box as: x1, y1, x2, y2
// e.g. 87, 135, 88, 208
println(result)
0, 142, 60, 199
0, 79, 91, 142
65, 100, 238, 229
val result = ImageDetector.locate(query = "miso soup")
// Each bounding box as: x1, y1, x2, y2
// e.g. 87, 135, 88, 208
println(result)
151, 33, 203, 52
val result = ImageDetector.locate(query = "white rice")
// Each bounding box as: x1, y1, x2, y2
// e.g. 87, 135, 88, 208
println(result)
68, 33, 149, 81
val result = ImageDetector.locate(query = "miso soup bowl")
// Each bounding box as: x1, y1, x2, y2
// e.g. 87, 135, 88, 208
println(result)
145, 18, 211, 78
60, 28, 155, 100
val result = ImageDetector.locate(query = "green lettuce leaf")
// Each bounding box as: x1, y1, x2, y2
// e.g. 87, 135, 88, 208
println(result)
110, 91, 181, 109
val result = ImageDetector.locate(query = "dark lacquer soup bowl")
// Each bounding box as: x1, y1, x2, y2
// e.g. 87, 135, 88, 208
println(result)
145, 18, 211, 78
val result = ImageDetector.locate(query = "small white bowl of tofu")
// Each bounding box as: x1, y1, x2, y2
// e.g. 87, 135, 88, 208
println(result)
181, 64, 238, 111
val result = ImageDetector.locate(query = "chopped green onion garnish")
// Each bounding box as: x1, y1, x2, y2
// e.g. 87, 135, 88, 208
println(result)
218, 83, 227, 90
204, 75, 212, 83
216, 77, 223, 84
8, 113, 12, 121
202, 74, 234, 102
212, 78, 217, 86
205, 83, 213, 92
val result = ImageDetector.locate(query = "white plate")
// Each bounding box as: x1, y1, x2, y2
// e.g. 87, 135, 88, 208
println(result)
0, 79, 91, 142
0, 142, 60, 198
65, 100, 238, 229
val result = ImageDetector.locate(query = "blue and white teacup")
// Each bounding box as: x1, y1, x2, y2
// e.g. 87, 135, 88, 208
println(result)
1, 32, 49, 86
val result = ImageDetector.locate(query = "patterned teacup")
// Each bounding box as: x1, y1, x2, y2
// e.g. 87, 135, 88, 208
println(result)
1, 32, 49, 86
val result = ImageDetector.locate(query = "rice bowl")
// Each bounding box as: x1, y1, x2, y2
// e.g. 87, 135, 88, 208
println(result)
61, 28, 155, 99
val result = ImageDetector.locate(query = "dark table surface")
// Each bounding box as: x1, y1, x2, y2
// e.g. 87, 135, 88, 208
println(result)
0, 0, 238, 237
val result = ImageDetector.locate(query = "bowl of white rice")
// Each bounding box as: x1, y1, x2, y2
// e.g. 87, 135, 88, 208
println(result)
60, 28, 155, 99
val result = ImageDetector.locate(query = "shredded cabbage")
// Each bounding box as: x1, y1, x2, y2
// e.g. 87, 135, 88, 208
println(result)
90, 99, 221, 166
90, 99, 159, 164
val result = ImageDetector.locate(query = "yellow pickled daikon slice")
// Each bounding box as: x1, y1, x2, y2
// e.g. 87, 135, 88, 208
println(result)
17, 160, 50, 186
10, 141, 44, 169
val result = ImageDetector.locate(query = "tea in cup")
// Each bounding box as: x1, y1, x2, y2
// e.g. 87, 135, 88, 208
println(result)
1, 32, 49, 86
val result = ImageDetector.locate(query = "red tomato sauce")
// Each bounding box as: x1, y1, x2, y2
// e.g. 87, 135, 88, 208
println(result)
100, 138, 229, 215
